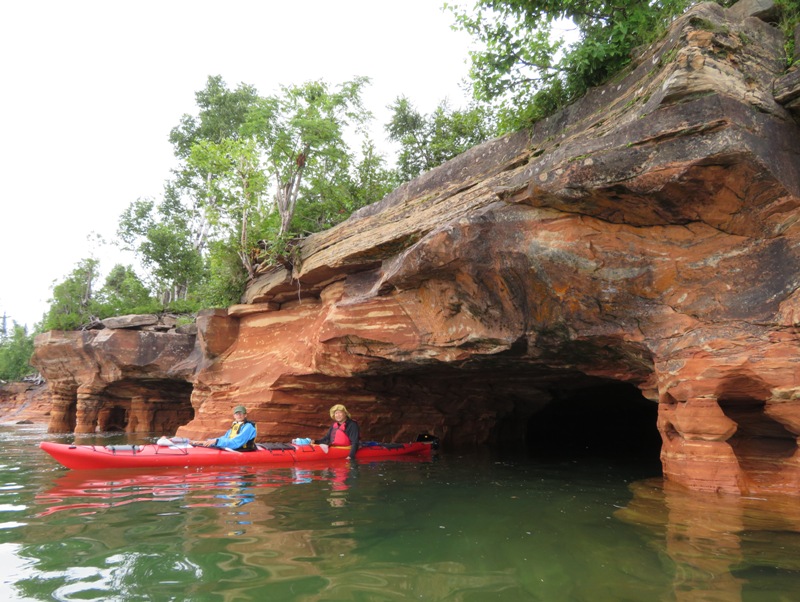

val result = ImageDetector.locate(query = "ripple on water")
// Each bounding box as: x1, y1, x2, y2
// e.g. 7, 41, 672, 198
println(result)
6, 427, 800, 600
0, 522, 27, 529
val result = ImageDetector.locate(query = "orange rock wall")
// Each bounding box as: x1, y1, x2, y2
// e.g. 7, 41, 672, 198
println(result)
188, 3, 800, 495
29, 328, 196, 435
0, 382, 51, 424
27, 2, 800, 497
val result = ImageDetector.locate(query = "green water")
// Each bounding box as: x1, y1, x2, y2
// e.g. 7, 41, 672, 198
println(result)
2, 425, 800, 601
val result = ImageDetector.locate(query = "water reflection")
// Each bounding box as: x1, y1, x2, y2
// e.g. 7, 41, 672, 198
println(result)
35, 460, 367, 518
20, 459, 398, 600
617, 477, 800, 601
8, 425, 800, 601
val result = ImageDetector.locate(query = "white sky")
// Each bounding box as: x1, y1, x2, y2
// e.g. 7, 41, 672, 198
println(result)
0, 0, 474, 330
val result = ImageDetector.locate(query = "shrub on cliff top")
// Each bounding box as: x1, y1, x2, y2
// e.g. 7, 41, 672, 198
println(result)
447, 0, 750, 132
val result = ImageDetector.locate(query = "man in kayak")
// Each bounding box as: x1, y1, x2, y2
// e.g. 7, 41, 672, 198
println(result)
191, 405, 257, 451
316, 404, 360, 460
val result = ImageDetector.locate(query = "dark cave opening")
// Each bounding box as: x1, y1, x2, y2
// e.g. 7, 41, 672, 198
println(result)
99, 406, 128, 432
365, 367, 662, 474
523, 381, 661, 463
97, 379, 195, 435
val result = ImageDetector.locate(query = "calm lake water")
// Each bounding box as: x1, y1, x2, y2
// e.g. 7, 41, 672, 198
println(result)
2, 425, 800, 601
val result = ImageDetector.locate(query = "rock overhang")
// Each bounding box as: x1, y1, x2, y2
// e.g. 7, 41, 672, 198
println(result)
228, 1, 800, 494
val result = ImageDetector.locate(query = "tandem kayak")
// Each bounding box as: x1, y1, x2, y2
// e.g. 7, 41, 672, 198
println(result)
39, 439, 435, 470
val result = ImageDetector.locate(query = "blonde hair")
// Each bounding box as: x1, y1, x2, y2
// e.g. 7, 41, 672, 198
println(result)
329, 404, 350, 419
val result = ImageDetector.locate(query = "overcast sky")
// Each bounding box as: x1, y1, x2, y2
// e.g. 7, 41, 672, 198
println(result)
0, 0, 475, 330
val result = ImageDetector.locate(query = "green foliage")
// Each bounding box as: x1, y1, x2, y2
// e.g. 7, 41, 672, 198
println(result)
187, 136, 269, 278
170, 75, 260, 158
39, 257, 202, 333
195, 239, 249, 309
386, 97, 497, 181
41, 259, 166, 330
349, 139, 399, 212
0, 320, 36, 381
775, 0, 799, 65
167, 75, 267, 285
117, 73, 393, 308
171, 75, 379, 266
117, 192, 206, 304
291, 138, 396, 234
41, 258, 100, 331
447, 0, 695, 131
162, 298, 204, 315
93, 264, 159, 319
252, 77, 374, 237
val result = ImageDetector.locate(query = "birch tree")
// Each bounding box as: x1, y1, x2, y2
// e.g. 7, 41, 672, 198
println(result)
250, 77, 372, 235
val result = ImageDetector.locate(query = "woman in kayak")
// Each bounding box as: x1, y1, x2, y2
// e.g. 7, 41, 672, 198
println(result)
192, 405, 257, 451
316, 404, 360, 460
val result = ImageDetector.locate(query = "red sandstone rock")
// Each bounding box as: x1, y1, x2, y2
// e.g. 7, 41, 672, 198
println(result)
230, 3, 800, 495
30, 2, 800, 496
30, 329, 195, 434
0, 382, 51, 425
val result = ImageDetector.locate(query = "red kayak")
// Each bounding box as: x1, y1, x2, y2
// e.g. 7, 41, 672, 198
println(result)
40, 440, 434, 470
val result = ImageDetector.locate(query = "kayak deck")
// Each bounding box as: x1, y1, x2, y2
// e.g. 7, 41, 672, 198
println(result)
40, 440, 434, 470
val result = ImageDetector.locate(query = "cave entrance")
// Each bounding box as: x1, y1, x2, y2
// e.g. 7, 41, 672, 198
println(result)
521, 381, 662, 468
98, 405, 128, 432
364, 367, 662, 474
97, 379, 194, 435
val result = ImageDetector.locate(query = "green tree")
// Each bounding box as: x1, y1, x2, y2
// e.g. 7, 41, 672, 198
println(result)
117, 192, 206, 304
41, 258, 99, 331
289, 137, 396, 235
93, 264, 157, 318
120, 76, 268, 306
195, 238, 252, 309
447, 0, 696, 130
170, 75, 261, 160
0, 320, 36, 381
119, 75, 393, 308
168, 76, 377, 279
387, 96, 497, 181
187, 137, 268, 279
249, 77, 374, 236
168, 75, 263, 261
349, 139, 398, 213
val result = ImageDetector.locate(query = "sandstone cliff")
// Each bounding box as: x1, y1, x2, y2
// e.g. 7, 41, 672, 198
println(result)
26, 1, 800, 496
27, 316, 196, 434
0, 381, 51, 424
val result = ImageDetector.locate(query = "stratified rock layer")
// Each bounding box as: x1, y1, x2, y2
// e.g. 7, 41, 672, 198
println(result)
30, 329, 196, 434
198, 2, 800, 495
0, 382, 51, 424
27, 2, 800, 496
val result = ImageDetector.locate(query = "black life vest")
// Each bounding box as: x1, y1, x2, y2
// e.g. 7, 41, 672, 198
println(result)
227, 419, 256, 451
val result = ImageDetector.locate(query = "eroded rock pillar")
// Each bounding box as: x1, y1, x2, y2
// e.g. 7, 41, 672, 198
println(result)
659, 396, 745, 494
46, 388, 77, 433
75, 387, 103, 434
763, 397, 800, 490
127, 395, 152, 434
